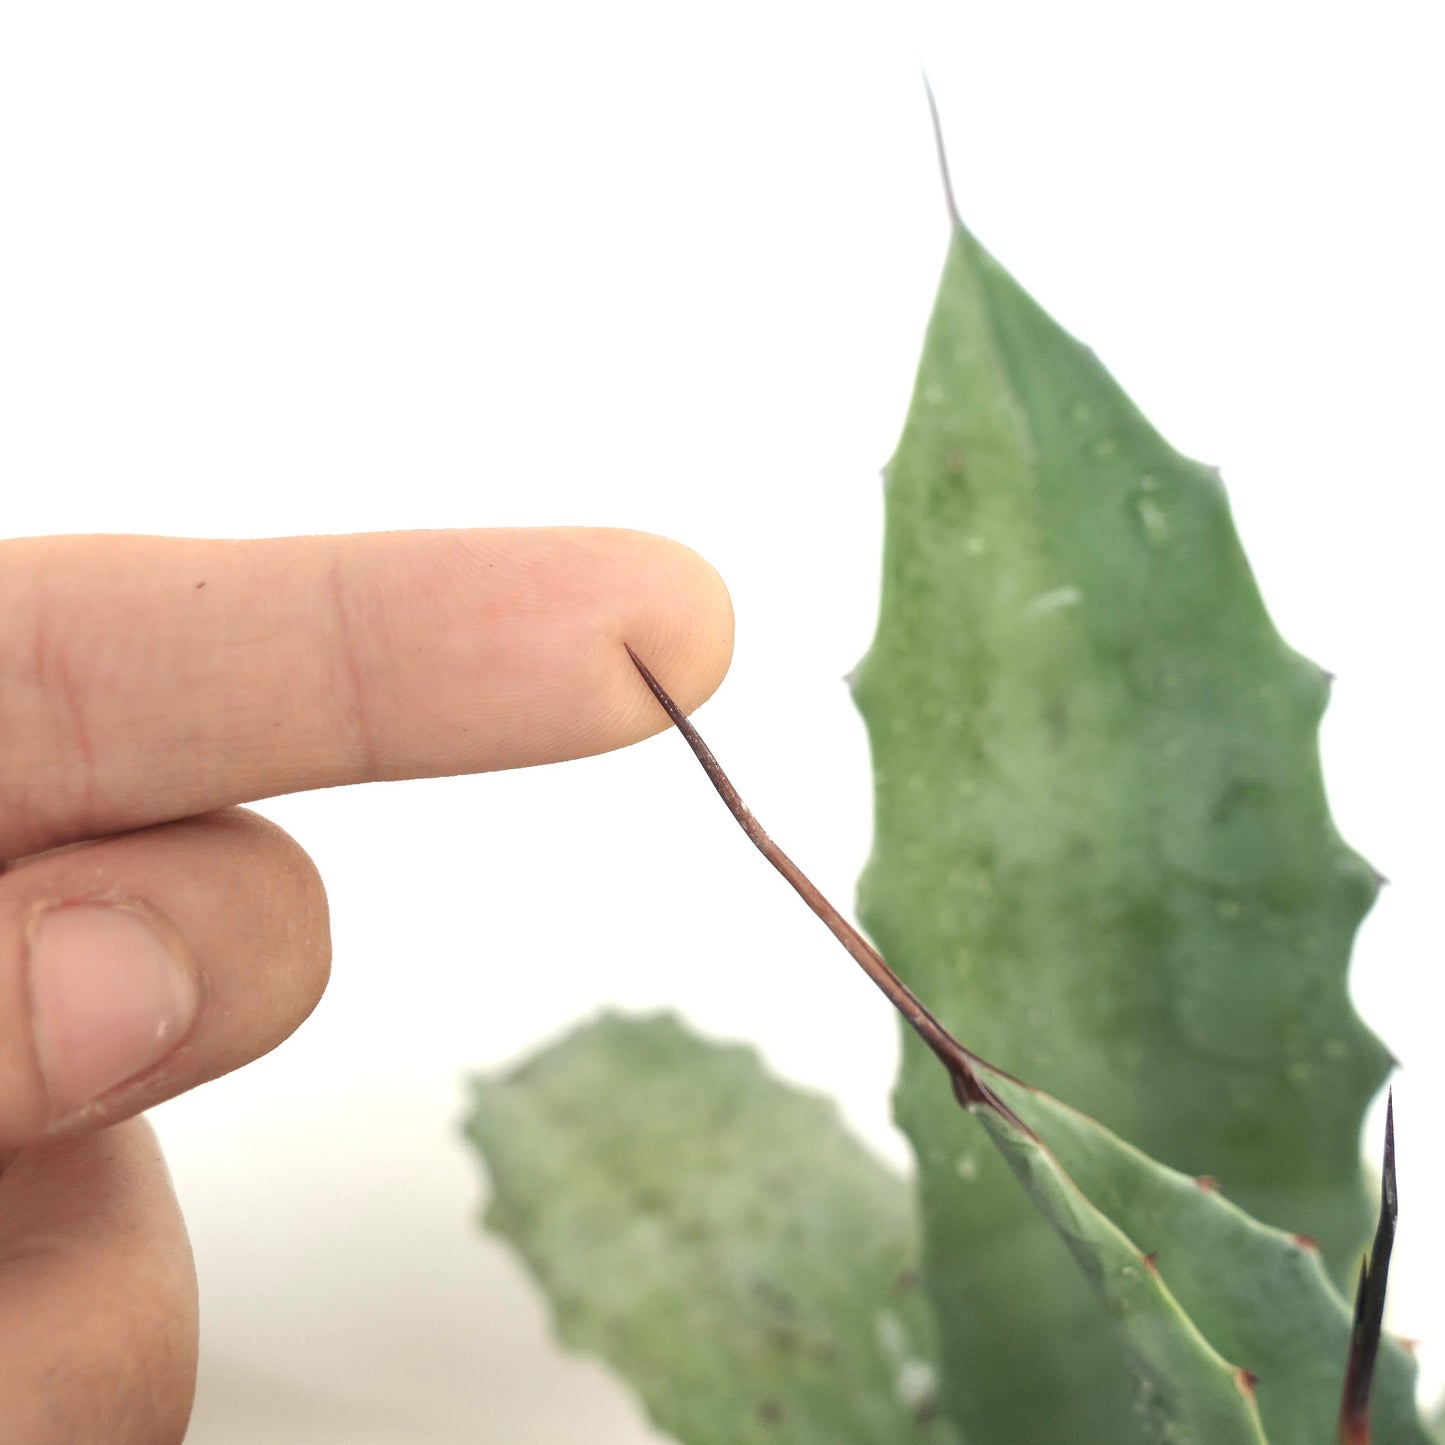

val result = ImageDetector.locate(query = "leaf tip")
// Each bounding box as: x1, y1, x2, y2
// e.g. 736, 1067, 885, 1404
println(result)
920, 72, 964, 234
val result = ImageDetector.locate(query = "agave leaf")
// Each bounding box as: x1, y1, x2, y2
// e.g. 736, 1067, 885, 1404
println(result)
849, 195, 1393, 1437
968, 1062, 1429, 1445
462, 1012, 961, 1445
616, 656, 1427, 1445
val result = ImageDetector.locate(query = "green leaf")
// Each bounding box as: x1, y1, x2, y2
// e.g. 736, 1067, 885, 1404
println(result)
461, 1012, 962, 1445
969, 1061, 1430, 1445
610, 653, 1429, 1445
851, 211, 1393, 1440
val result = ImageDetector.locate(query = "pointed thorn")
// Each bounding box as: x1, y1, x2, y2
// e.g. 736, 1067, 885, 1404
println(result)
1384, 1090, 1396, 1214
920, 72, 964, 233
1234, 1368, 1259, 1400
1337, 1090, 1398, 1443
1291, 1233, 1321, 1253
1141, 1251, 1160, 1276
624, 646, 1036, 1144
1194, 1175, 1222, 1192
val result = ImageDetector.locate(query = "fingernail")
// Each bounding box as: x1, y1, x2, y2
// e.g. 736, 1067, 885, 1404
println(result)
26, 902, 200, 1121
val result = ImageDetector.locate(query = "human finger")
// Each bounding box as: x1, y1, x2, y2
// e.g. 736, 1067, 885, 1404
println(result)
0, 1116, 198, 1445
0, 527, 733, 859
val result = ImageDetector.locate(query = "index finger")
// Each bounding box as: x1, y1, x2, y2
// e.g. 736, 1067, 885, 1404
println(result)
1, 528, 733, 859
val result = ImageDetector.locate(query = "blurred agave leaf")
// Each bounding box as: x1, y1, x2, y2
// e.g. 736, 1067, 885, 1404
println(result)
463, 1012, 961, 1445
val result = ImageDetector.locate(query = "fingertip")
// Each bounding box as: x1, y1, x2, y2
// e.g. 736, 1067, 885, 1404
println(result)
590, 530, 734, 751
625, 531, 735, 706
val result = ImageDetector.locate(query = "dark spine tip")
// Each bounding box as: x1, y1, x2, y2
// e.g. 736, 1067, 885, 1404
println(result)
1141, 1251, 1160, 1276
1380, 1094, 1396, 1201
1337, 1090, 1398, 1442
1234, 1368, 1259, 1399
1194, 1175, 1222, 1192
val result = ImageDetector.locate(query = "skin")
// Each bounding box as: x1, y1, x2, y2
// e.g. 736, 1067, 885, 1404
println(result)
0, 527, 734, 1444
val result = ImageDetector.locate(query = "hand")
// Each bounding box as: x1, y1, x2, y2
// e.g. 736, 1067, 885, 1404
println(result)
0, 527, 732, 1443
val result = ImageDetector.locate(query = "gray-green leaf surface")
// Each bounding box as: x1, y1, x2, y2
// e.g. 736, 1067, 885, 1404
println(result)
970, 1060, 1428, 1445
850, 215, 1393, 1441
463, 1012, 960, 1445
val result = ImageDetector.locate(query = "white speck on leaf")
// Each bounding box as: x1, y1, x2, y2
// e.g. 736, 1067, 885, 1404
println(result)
875, 1309, 909, 1364
1022, 585, 1083, 618
897, 1359, 938, 1411
1137, 495, 1171, 544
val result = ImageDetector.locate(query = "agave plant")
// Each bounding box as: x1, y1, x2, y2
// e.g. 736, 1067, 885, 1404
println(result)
462, 118, 1430, 1445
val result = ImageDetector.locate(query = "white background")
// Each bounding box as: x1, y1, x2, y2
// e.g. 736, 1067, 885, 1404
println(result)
2, 3, 1441, 1439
